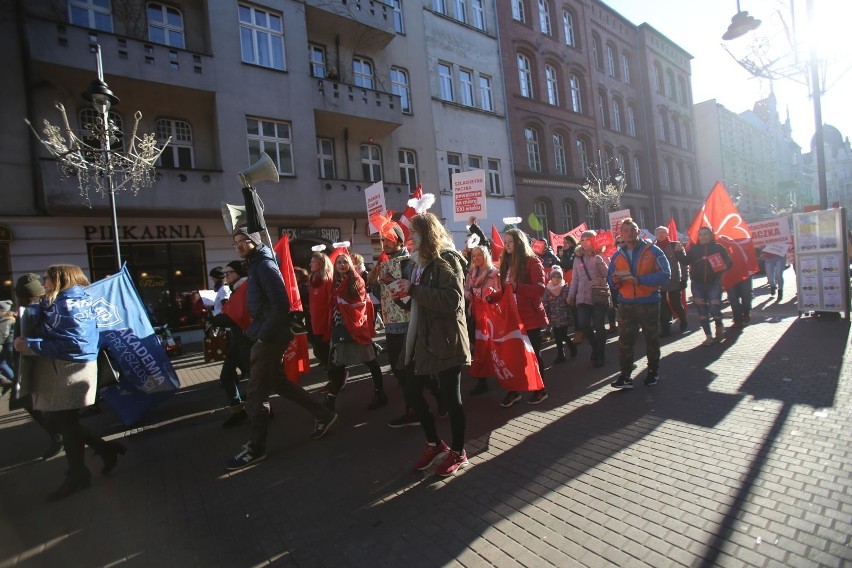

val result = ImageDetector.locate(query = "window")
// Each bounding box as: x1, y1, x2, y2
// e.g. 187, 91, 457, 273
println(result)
487, 159, 501, 195
553, 133, 567, 175
586, 203, 598, 229
317, 138, 335, 179
538, 0, 551, 35
353, 56, 374, 89
658, 110, 669, 143
632, 156, 642, 190
533, 200, 549, 238
619, 151, 629, 184
309, 44, 326, 78
569, 74, 582, 113
666, 68, 676, 99
606, 44, 617, 78
677, 162, 686, 194
438, 63, 454, 102
479, 75, 494, 111
525, 127, 541, 172
447, 152, 462, 186
598, 92, 608, 128
459, 69, 474, 106
626, 104, 636, 137
454, 0, 466, 23
622, 53, 631, 84
592, 33, 603, 70
683, 121, 692, 150
468, 155, 482, 171
433, 0, 447, 14
392, 0, 404, 33
561, 200, 576, 232
687, 165, 696, 195
79, 108, 123, 151
156, 119, 193, 168
673, 116, 682, 147
69, 0, 113, 32
518, 54, 533, 98
562, 10, 575, 46
399, 150, 417, 193
577, 137, 589, 175
545, 65, 559, 106
247, 118, 293, 175
678, 76, 688, 105
512, 0, 525, 22
361, 144, 382, 182
391, 67, 412, 114
239, 4, 285, 70
147, 3, 184, 48
652, 61, 663, 93
472, 0, 485, 30
665, 159, 675, 191
611, 98, 622, 132
639, 208, 648, 230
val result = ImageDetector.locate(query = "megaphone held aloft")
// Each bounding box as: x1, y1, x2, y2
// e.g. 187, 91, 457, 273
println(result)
238, 152, 279, 187
221, 202, 247, 234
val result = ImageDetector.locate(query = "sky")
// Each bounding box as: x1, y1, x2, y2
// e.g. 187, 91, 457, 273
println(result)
604, 0, 852, 152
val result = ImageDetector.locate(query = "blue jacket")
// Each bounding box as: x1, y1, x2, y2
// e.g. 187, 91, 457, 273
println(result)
245, 244, 293, 345
607, 240, 671, 304
29, 285, 99, 362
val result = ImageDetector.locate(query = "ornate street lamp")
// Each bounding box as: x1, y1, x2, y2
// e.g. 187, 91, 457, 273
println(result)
722, 0, 762, 40
580, 154, 627, 216
25, 46, 170, 270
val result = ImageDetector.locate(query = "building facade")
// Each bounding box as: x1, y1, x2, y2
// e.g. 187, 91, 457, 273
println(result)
804, 125, 852, 218
1, 0, 516, 330
497, 0, 702, 239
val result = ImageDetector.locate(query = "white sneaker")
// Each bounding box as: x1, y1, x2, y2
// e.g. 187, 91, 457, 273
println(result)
701, 334, 715, 346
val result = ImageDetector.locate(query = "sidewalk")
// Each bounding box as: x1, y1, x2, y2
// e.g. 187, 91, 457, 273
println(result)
1, 271, 850, 567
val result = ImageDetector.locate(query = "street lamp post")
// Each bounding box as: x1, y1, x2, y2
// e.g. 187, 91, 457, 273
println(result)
580, 153, 627, 220
25, 46, 170, 271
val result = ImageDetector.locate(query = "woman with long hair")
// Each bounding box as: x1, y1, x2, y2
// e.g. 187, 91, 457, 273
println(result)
394, 212, 470, 476
464, 244, 501, 395
14, 264, 126, 501
324, 253, 387, 411
567, 231, 610, 368
498, 228, 548, 407
309, 251, 334, 370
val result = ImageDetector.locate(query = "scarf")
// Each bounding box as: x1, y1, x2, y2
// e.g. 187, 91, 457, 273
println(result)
546, 279, 565, 297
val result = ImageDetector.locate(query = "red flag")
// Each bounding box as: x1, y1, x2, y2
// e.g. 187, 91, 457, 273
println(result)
272, 234, 310, 383
531, 239, 547, 255
469, 285, 544, 392
687, 181, 759, 289
398, 184, 422, 241
490, 224, 504, 263
667, 217, 679, 243
665, 217, 688, 314
221, 282, 251, 330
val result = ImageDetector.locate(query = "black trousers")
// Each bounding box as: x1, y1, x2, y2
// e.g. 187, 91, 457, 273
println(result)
46, 409, 110, 478
404, 365, 465, 452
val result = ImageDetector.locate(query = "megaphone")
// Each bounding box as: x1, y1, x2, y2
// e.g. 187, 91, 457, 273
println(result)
221, 202, 247, 233
238, 152, 279, 187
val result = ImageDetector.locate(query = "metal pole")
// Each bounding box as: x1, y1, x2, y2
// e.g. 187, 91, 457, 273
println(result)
100, 107, 122, 269
808, 0, 828, 210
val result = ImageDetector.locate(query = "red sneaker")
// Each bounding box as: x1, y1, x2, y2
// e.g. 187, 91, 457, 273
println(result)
413, 441, 449, 471
436, 450, 469, 477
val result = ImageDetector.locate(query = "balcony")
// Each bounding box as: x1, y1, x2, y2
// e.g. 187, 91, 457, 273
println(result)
313, 80, 403, 135
25, 16, 215, 92
38, 159, 225, 217
317, 179, 411, 217
305, 0, 396, 47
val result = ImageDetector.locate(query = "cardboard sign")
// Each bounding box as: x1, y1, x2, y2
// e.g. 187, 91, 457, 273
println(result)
706, 252, 727, 273
452, 169, 487, 222
592, 230, 615, 251
365, 181, 386, 234
609, 209, 632, 233
750, 217, 791, 248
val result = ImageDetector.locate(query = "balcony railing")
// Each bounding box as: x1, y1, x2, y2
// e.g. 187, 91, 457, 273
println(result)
305, 0, 396, 40
313, 79, 403, 133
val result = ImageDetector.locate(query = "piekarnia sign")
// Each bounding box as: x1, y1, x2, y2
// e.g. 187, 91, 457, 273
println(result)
85, 224, 205, 241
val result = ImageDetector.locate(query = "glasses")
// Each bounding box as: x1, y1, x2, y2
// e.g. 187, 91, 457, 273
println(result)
233, 239, 249, 248
222, 270, 235, 275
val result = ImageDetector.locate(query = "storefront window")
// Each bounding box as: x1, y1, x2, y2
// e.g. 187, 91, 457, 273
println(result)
88, 241, 206, 330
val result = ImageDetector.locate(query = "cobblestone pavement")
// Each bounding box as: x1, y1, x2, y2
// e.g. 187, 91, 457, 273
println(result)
1, 273, 850, 567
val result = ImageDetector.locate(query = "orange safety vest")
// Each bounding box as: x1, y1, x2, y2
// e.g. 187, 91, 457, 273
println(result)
611, 245, 661, 302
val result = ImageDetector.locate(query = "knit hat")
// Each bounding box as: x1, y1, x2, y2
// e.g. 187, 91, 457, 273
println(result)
550, 265, 564, 279
0, 300, 12, 313
209, 266, 225, 279
232, 226, 262, 246
226, 260, 247, 278
15, 273, 45, 300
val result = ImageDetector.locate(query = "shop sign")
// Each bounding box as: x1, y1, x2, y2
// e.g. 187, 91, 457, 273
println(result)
84, 225, 205, 241
279, 226, 341, 242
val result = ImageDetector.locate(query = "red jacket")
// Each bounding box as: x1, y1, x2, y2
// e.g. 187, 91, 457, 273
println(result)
333, 274, 375, 345
497, 256, 548, 330
309, 275, 333, 341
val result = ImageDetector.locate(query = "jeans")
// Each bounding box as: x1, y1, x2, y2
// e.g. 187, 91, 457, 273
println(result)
691, 279, 723, 335
576, 303, 607, 361
659, 289, 687, 332
617, 302, 660, 376
727, 277, 753, 324
764, 257, 785, 291
246, 340, 332, 453
404, 365, 465, 452
219, 333, 252, 406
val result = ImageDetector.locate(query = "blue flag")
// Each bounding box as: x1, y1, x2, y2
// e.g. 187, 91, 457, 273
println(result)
86, 264, 180, 425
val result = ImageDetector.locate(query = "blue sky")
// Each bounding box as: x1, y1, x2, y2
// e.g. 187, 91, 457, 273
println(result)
604, 0, 852, 151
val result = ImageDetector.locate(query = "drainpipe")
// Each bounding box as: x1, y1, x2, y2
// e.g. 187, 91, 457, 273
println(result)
16, 2, 47, 214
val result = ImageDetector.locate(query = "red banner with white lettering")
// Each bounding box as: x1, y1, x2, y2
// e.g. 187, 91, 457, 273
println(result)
273, 234, 311, 383
470, 285, 544, 392
687, 181, 759, 289
549, 223, 587, 252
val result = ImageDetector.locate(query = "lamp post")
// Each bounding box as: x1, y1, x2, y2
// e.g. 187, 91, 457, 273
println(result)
25, 46, 170, 271
580, 153, 627, 220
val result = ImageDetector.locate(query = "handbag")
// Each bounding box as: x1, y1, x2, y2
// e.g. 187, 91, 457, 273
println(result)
581, 257, 611, 307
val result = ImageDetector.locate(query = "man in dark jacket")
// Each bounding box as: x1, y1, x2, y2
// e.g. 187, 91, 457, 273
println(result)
654, 226, 689, 336
226, 228, 338, 471
685, 226, 733, 345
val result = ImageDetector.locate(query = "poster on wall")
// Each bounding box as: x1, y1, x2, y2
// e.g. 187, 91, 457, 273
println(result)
452, 169, 487, 222
792, 208, 849, 316
364, 182, 386, 234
